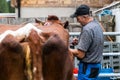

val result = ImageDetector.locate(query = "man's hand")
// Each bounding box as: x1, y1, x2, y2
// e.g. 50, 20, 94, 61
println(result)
72, 37, 78, 45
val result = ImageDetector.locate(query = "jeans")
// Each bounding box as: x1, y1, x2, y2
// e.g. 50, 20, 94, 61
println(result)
78, 62, 101, 80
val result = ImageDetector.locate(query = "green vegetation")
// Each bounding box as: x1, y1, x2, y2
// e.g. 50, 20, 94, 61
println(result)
7, 1, 15, 13
0, 0, 15, 13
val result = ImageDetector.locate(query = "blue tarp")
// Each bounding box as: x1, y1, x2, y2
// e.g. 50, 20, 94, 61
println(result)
98, 10, 112, 16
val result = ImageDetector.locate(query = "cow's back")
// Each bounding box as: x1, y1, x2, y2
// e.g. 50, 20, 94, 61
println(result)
38, 23, 69, 46
0, 24, 23, 34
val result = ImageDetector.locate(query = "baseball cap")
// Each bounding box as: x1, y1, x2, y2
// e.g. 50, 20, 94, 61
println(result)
70, 4, 90, 18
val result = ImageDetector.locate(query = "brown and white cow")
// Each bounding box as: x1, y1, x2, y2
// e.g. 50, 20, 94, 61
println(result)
0, 16, 73, 80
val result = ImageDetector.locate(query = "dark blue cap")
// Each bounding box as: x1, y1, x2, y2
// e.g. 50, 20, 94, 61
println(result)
70, 4, 90, 18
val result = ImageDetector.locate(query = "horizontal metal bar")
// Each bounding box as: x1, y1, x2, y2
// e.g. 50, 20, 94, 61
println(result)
0, 13, 16, 18
99, 73, 120, 77
69, 32, 80, 36
69, 23, 80, 26
69, 32, 120, 36
74, 73, 120, 77
104, 32, 120, 36
103, 52, 120, 56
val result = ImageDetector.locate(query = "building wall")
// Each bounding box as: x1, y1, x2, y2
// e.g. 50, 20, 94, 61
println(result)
15, 7, 76, 18
19, 0, 73, 7
11, 0, 116, 8
13, 0, 118, 18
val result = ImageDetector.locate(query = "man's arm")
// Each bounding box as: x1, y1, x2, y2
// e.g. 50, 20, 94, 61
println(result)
69, 48, 85, 59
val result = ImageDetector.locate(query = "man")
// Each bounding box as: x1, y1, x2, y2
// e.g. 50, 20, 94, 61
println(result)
70, 4, 104, 80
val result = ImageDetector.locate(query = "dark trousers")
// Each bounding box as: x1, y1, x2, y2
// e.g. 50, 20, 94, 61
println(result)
78, 62, 101, 80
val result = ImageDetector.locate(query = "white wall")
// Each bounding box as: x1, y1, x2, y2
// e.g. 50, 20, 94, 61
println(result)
16, 7, 76, 18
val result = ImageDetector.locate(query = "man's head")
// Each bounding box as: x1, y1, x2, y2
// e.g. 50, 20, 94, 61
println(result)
71, 4, 92, 26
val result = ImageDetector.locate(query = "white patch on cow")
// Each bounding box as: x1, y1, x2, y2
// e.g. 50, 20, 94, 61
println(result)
0, 23, 42, 43
14, 23, 42, 37
44, 22, 52, 26
33, 67, 37, 73
0, 30, 15, 43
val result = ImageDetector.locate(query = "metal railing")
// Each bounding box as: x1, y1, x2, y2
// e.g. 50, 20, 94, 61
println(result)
69, 32, 120, 36
0, 13, 16, 18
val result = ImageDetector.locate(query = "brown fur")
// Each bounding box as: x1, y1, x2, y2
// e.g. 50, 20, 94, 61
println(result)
0, 35, 27, 80
42, 34, 73, 80
37, 23, 69, 46
27, 30, 43, 80
26, 29, 73, 80
0, 16, 72, 80
35, 15, 69, 29
0, 24, 22, 34
1, 35, 22, 53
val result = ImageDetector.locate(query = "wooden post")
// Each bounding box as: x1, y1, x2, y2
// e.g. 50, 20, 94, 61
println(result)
17, 0, 21, 18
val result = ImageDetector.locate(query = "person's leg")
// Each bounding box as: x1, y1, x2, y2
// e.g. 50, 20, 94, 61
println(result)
78, 63, 101, 80
78, 63, 90, 80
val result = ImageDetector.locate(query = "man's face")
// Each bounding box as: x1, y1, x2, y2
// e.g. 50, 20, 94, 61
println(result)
76, 15, 89, 26
76, 16, 85, 26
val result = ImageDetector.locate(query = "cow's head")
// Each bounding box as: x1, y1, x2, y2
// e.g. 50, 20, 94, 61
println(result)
35, 15, 69, 29
46, 15, 69, 29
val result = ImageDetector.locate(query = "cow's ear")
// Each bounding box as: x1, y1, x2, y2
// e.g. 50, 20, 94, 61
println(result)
63, 21, 69, 29
35, 18, 45, 25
